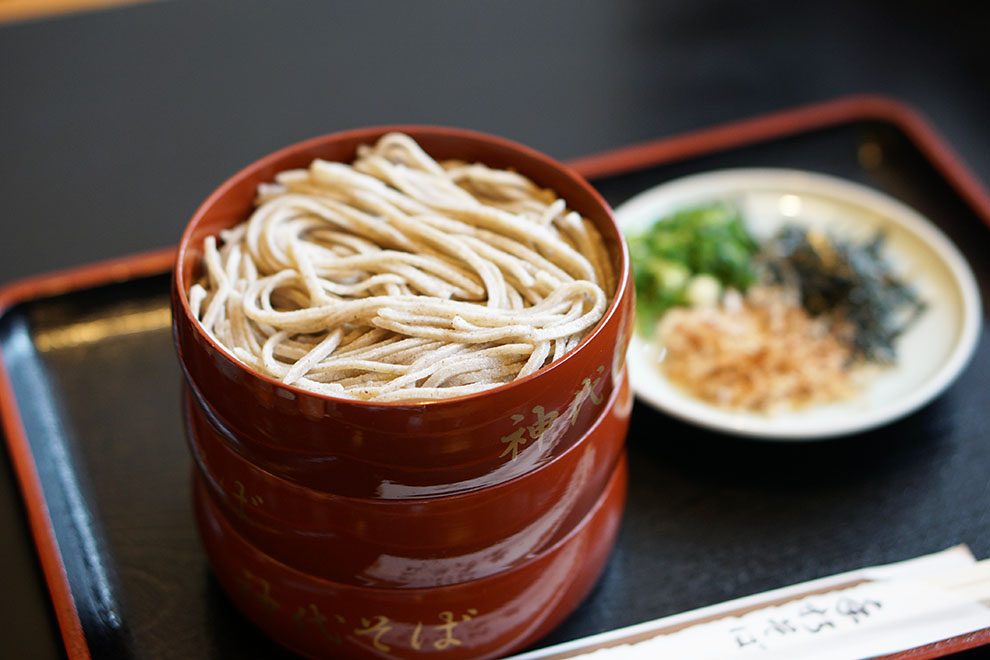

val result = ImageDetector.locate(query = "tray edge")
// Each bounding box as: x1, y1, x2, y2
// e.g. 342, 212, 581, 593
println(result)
0, 246, 175, 660
563, 93, 990, 232
2, 95, 989, 659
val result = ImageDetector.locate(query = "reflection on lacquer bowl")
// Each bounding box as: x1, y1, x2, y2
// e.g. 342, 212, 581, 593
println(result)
194, 453, 627, 660
172, 126, 634, 660
184, 374, 630, 588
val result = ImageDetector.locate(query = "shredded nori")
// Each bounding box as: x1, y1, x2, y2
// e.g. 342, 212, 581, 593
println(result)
761, 224, 926, 363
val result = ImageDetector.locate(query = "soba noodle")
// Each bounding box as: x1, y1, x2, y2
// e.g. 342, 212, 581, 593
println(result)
190, 133, 614, 401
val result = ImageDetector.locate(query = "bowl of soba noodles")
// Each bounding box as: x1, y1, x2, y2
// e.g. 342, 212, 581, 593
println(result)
172, 126, 633, 660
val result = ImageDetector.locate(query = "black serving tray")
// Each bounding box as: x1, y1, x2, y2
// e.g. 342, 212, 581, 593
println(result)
1, 97, 987, 660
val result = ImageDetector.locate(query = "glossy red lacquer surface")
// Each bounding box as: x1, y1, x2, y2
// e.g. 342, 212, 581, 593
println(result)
194, 454, 627, 660
185, 373, 631, 587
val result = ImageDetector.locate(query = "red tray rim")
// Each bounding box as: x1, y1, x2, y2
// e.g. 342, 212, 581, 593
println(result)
1, 93, 987, 660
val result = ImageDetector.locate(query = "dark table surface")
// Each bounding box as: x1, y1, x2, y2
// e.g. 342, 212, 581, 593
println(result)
1, 2, 989, 658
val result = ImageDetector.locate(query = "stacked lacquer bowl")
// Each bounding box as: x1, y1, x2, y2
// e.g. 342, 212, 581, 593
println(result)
172, 126, 634, 660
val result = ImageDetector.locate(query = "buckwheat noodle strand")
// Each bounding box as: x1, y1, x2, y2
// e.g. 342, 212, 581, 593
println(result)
189, 133, 614, 401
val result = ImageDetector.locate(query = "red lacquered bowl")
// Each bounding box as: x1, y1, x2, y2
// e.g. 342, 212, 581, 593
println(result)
185, 372, 631, 588
194, 453, 627, 660
172, 125, 634, 496
173, 126, 635, 660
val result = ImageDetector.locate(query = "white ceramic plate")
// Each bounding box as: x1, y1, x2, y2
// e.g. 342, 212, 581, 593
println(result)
617, 168, 982, 440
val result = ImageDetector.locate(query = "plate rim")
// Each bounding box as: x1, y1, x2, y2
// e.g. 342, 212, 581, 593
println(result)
617, 167, 983, 440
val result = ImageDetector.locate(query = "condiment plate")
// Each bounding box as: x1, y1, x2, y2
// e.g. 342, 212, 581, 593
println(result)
615, 168, 982, 439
